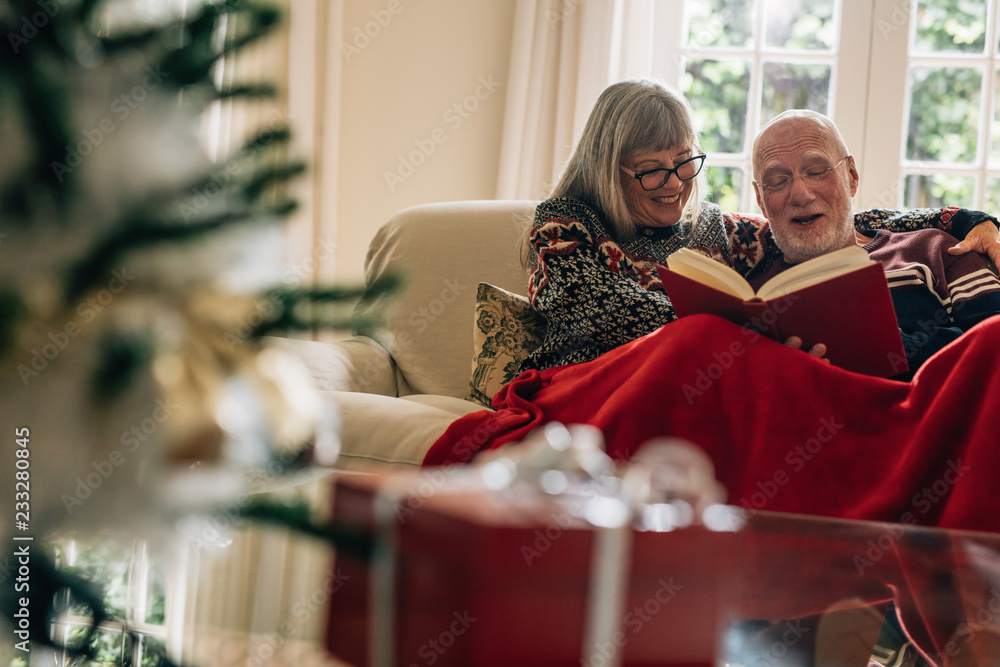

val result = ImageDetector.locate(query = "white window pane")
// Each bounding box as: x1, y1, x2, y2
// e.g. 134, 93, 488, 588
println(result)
765, 0, 837, 50
760, 62, 832, 124
913, 0, 987, 54
704, 166, 744, 212
907, 66, 982, 163
684, 59, 751, 154
903, 174, 975, 208
685, 0, 754, 48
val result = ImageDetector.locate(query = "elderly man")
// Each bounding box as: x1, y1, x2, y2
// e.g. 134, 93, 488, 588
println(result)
749, 110, 1000, 379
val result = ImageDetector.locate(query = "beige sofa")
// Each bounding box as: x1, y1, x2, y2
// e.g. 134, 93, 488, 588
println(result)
272, 200, 539, 468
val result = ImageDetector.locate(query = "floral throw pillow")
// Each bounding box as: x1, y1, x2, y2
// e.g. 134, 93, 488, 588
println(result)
467, 283, 546, 407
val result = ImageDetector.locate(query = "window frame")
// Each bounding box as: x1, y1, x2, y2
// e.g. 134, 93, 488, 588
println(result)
48, 537, 182, 667
650, 0, 874, 213
861, 0, 1000, 211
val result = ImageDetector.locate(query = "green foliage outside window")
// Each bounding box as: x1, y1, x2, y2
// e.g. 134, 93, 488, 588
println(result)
685, 0, 752, 48
913, 0, 987, 53
703, 166, 744, 213
684, 59, 750, 154
55, 540, 133, 620
907, 67, 982, 164
904, 174, 975, 208
765, 0, 836, 50
683, 0, 999, 211
48, 537, 168, 667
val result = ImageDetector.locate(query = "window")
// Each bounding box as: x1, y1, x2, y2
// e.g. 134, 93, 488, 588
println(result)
47, 537, 178, 667
651, 0, 1000, 215
900, 0, 999, 210
653, 0, 864, 212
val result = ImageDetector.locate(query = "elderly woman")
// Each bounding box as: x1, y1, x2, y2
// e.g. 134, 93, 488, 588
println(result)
519, 79, 999, 372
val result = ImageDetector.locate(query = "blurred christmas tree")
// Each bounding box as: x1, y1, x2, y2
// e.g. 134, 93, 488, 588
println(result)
0, 0, 376, 662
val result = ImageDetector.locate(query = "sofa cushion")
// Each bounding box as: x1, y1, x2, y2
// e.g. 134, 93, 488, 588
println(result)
354, 200, 539, 399
466, 283, 546, 407
329, 391, 486, 469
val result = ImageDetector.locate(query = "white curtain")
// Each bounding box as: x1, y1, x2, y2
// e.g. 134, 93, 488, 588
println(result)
495, 0, 657, 200
178, 476, 345, 667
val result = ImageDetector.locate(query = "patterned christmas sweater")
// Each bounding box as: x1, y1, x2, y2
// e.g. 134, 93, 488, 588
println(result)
521, 197, 997, 372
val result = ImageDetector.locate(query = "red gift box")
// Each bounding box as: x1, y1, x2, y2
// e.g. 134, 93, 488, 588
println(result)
324, 469, 1000, 667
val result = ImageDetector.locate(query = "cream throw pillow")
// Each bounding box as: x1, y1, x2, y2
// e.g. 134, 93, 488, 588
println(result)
467, 283, 546, 407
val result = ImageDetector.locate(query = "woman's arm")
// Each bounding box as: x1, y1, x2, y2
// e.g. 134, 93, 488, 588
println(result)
856, 208, 1000, 267
854, 207, 997, 239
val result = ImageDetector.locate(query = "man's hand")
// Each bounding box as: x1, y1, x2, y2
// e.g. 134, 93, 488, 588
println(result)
948, 219, 1000, 267
784, 336, 830, 362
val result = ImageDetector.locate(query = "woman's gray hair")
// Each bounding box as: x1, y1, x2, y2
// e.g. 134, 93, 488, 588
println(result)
556, 79, 702, 234
520, 79, 703, 268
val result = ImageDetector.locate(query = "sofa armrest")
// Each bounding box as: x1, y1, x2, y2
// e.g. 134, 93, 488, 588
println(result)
266, 335, 398, 396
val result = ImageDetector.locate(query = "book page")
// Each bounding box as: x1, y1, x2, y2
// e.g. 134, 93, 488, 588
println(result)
756, 245, 873, 301
666, 249, 756, 301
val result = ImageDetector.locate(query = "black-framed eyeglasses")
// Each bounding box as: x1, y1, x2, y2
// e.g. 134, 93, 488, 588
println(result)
619, 154, 707, 191
757, 155, 852, 194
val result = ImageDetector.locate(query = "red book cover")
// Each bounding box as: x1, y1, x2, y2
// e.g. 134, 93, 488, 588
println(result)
658, 262, 907, 377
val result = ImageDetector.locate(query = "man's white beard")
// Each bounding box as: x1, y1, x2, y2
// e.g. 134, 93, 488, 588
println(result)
774, 216, 857, 264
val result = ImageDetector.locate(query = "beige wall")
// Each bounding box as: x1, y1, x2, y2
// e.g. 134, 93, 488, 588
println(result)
334, 0, 516, 282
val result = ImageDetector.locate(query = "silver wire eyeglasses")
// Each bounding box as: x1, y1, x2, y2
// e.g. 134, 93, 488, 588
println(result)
619, 154, 707, 191
758, 155, 852, 194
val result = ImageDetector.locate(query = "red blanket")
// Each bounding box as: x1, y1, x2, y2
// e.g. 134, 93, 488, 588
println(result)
427, 313, 1000, 533
424, 314, 1000, 663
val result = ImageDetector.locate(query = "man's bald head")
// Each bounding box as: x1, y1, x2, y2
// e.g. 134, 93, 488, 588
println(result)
753, 110, 850, 180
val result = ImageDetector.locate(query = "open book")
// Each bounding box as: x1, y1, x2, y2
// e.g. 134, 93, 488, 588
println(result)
657, 246, 907, 377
